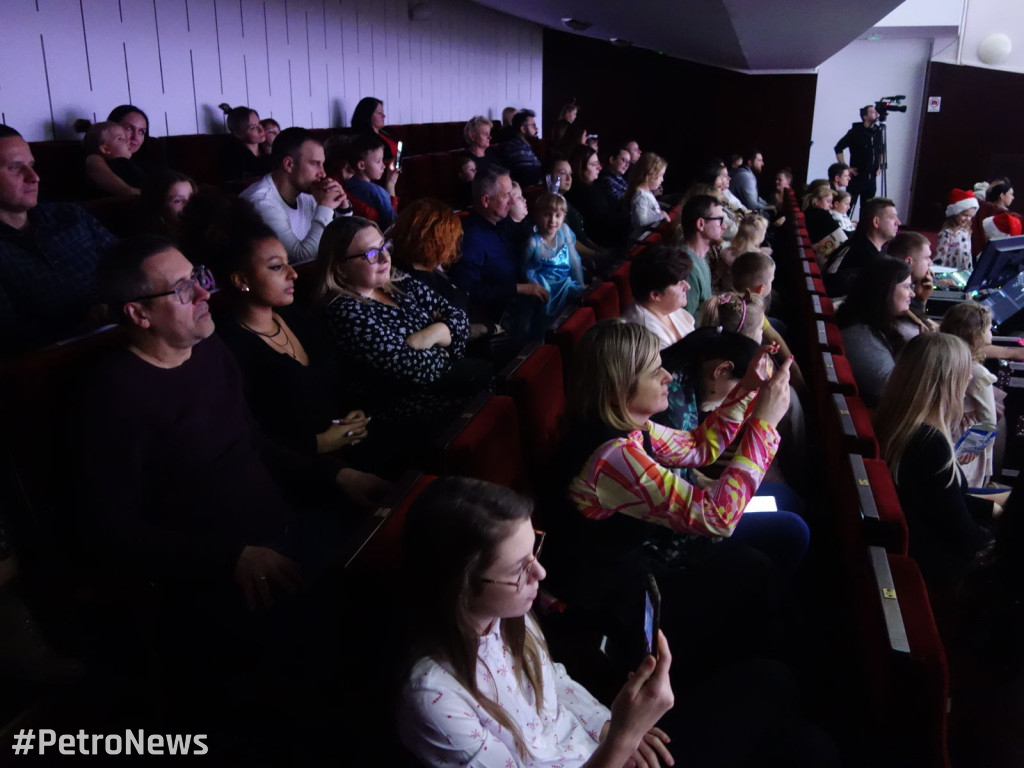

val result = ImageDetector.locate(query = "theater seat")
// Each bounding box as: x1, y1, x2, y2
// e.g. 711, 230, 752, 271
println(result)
498, 344, 566, 493
430, 394, 527, 491
549, 306, 596, 374
583, 281, 620, 321
609, 260, 634, 307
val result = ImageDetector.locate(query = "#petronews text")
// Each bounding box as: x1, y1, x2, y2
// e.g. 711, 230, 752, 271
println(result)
11, 729, 208, 756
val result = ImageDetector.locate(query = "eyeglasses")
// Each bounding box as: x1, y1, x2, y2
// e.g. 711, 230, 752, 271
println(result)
701, 216, 725, 224
129, 265, 216, 305
479, 530, 546, 590
344, 240, 391, 264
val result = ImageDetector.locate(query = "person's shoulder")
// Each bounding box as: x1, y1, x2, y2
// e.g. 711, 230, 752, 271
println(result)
239, 174, 275, 202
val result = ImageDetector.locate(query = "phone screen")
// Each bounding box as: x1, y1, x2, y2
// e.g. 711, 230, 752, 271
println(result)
395, 140, 404, 169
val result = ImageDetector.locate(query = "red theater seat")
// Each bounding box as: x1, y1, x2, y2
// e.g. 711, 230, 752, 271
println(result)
583, 281, 620, 321
610, 260, 634, 307
430, 394, 527, 492
549, 306, 596, 381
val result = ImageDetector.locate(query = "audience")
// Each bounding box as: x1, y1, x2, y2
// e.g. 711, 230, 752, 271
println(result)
460, 115, 498, 176
973, 180, 1019, 251
502, 109, 543, 187
107, 105, 150, 161
830, 189, 855, 233
138, 170, 196, 239
241, 127, 351, 264
627, 152, 669, 241
887, 230, 935, 336
939, 302, 1002, 490
179, 190, 372, 461
596, 144, 631, 203
823, 196, 900, 297
731, 149, 770, 214
836, 257, 913, 407
389, 197, 468, 312
219, 104, 272, 183
566, 144, 621, 247
449, 165, 547, 329
522, 192, 585, 327
398, 477, 676, 768
621, 244, 696, 348
498, 106, 517, 143
343, 135, 399, 228
936, 189, 979, 270
827, 162, 851, 192
768, 168, 792, 227
718, 214, 770, 290
77, 119, 145, 197
0, 124, 116, 350
803, 181, 841, 247
675, 193, 723, 317
351, 97, 398, 161
875, 333, 996, 615
259, 118, 281, 157
982, 211, 1023, 243
701, 291, 767, 342
315, 217, 484, 447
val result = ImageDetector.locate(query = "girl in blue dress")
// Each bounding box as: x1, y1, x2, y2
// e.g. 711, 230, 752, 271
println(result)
522, 192, 585, 329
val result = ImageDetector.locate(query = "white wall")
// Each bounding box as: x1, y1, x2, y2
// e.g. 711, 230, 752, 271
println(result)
0, 0, 543, 142
876, 0, 964, 27
932, 0, 1024, 74
806, 37, 931, 220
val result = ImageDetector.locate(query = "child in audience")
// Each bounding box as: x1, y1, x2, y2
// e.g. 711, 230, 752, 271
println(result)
343, 135, 400, 229
875, 333, 996, 607
830, 190, 855, 233
259, 118, 280, 157
78, 120, 145, 197
732, 251, 776, 300
398, 477, 676, 768
700, 291, 766, 342
939, 301, 1002, 489
454, 155, 476, 210
522, 192, 585, 325
718, 214, 770, 290
499, 181, 533, 256
627, 152, 670, 241
139, 170, 196, 238
935, 188, 979, 271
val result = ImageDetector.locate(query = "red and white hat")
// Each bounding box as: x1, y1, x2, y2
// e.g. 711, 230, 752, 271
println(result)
946, 188, 979, 217
983, 213, 1023, 240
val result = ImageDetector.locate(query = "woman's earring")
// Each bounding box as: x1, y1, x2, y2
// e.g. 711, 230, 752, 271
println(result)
241, 285, 250, 292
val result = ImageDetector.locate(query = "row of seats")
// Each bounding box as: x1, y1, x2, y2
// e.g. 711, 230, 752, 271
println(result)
29, 121, 468, 202
781, 193, 950, 768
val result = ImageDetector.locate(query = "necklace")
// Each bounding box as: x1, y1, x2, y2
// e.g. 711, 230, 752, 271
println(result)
241, 315, 299, 360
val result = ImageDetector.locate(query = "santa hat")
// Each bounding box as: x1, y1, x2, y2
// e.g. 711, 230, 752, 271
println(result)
946, 189, 979, 217
983, 213, 1023, 241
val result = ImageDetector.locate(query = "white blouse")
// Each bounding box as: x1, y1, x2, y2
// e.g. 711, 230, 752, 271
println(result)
622, 303, 696, 349
399, 617, 609, 767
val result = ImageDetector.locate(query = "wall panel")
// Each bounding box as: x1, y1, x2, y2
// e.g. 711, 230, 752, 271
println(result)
2, 0, 542, 142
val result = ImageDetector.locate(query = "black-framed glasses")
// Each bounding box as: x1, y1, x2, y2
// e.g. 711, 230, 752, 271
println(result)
129, 265, 216, 305
345, 240, 392, 264
479, 530, 546, 590
701, 216, 725, 224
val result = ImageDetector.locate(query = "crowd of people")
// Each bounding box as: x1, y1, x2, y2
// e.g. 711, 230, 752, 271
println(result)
1, 94, 1023, 766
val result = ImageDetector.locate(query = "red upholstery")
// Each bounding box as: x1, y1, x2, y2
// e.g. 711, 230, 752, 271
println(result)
610, 260, 634, 308
499, 345, 566, 492
583, 281, 620, 321
845, 395, 879, 458
434, 395, 528, 492
345, 473, 437, 574
822, 352, 858, 396
862, 458, 909, 555
549, 306, 596, 379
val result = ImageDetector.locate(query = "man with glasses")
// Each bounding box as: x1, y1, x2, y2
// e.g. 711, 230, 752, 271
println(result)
242, 126, 352, 265
0, 124, 115, 351
78, 235, 386, 609
677, 194, 725, 316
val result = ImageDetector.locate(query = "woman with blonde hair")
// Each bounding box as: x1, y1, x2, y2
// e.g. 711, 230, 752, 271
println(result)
700, 291, 766, 342
315, 217, 481, 441
939, 301, 1002, 489
627, 152, 670, 240
875, 333, 996, 591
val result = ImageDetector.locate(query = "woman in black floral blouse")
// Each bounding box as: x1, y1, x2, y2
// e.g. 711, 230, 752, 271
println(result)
315, 218, 486, 450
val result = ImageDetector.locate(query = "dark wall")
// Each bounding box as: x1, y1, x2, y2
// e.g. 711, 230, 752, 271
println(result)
542, 29, 817, 195
911, 61, 1024, 228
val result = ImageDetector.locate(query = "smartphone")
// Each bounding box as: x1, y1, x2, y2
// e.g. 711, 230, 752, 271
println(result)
643, 573, 661, 658
394, 140, 404, 170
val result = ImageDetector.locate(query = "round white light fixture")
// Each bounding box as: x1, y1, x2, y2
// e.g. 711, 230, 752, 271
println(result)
978, 33, 1012, 65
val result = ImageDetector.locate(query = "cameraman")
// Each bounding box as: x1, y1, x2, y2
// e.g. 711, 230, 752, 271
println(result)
834, 104, 883, 215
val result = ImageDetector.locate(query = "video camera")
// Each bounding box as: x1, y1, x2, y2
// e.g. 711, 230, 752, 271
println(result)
875, 95, 908, 120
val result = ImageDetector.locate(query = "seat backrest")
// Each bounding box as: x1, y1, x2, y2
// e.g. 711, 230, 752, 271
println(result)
610, 260, 633, 307
499, 344, 566, 474
583, 281, 620, 321
433, 395, 527, 492
549, 306, 596, 375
